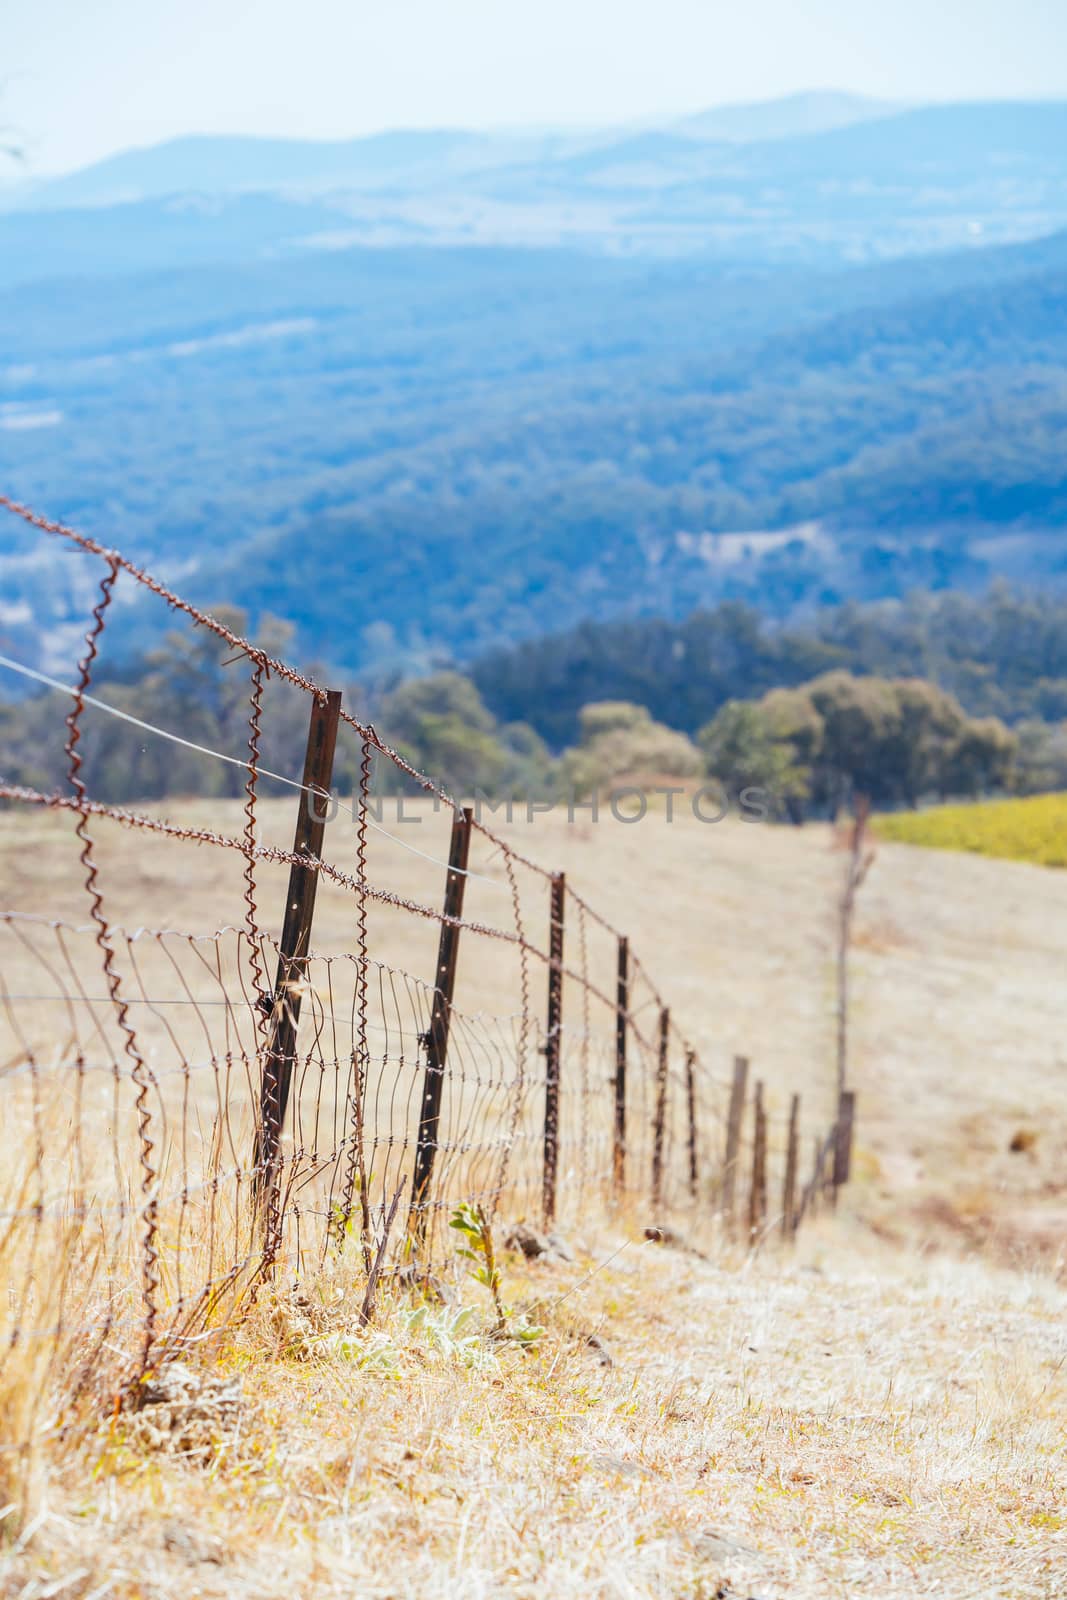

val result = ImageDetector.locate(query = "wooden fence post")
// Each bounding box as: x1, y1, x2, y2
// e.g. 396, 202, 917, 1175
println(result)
409, 806, 473, 1238
721, 1055, 748, 1228
833, 1089, 856, 1197
612, 935, 628, 1197
651, 1006, 670, 1212
782, 1092, 800, 1240
748, 1080, 767, 1242
255, 687, 342, 1198
542, 872, 565, 1226
685, 1048, 698, 1200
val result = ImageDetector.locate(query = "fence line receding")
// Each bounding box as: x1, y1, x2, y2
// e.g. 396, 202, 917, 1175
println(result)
0, 495, 851, 1386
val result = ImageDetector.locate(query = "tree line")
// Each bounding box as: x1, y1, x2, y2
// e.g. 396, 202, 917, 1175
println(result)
0, 603, 1054, 817
473, 584, 1067, 744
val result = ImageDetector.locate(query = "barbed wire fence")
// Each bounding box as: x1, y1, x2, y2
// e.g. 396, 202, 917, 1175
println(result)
0, 494, 852, 1394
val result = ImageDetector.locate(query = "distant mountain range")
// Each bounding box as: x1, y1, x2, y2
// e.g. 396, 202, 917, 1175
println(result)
0, 93, 1066, 685
673, 89, 899, 142
12, 128, 494, 210
6, 92, 901, 210
3, 97, 1067, 277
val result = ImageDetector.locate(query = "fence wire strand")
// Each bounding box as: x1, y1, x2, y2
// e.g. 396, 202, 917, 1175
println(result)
0, 495, 836, 1385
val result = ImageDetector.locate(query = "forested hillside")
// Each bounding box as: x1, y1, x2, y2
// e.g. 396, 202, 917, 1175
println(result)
3, 228, 1067, 677
473, 588, 1067, 745
2, 97, 1067, 679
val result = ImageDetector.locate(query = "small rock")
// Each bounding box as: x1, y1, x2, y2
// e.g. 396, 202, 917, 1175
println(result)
588, 1451, 649, 1479
394, 1266, 454, 1303
696, 1527, 763, 1563
162, 1522, 225, 1565
644, 1224, 708, 1260
585, 1333, 614, 1368
504, 1223, 552, 1259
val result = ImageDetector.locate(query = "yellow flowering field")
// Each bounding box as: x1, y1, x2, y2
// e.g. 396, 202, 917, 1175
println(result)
876, 791, 1067, 867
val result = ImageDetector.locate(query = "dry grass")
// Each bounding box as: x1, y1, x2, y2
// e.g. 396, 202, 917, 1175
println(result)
3, 1220, 1064, 1599
1, 799, 1066, 1596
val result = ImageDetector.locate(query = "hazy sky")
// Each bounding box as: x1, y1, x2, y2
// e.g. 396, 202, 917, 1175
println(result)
4, 0, 1067, 175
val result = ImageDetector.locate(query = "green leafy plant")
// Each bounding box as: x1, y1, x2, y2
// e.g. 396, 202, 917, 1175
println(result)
449, 1203, 504, 1326
404, 1305, 491, 1368
316, 1329, 402, 1375
449, 1203, 544, 1351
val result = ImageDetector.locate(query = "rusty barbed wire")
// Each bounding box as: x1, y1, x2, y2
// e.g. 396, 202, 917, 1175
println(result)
0, 783, 653, 1031
488, 843, 531, 1216
0, 493, 836, 1375
244, 657, 269, 1048
0, 494, 550, 884
61, 558, 160, 1376
0, 493, 315, 694
337, 737, 374, 1246
565, 880, 625, 942
574, 896, 592, 1204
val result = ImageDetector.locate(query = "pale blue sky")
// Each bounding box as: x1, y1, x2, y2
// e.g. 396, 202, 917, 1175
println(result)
4, 0, 1067, 175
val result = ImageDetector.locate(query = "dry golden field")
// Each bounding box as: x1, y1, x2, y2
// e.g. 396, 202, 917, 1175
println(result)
1, 796, 1065, 1598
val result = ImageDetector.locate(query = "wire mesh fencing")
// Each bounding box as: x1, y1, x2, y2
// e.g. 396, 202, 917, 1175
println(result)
0, 494, 848, 1389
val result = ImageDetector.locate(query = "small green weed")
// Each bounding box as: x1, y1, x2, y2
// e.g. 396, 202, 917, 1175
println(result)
449, 1203, 544, 1351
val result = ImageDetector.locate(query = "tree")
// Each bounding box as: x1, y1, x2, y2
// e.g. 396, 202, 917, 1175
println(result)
806, 671, 903, 811
377, 672, 556, 799
0, 607, 355, 804
1013, 720, 1067, 795
563, 701, 701, 795
940, 716, 1016, 798
880, 678, 967, 807
760, 686, 824, 766
378, 672, 509, 795
697, 700, 814, 817
700, 672, 1014, 817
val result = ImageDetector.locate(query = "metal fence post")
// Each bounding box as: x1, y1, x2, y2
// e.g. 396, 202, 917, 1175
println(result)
685, 1048, 698, 1200
651, 1006, 670, 1212
748, 1080, 767, 1242
782, 1092, 800, 1240
833, 1088, 856, 1197
255, 687, 342, 1199
542, 872, 565, 1226
824, 1118, 839, 1204
612, 935, 628, 1197
721, 1054, 748, 1228
409, 806, 473, 1238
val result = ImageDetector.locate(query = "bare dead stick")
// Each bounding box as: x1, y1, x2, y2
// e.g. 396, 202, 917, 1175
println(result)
352, 1052, 373, 1274
360, 1183, 406, 1327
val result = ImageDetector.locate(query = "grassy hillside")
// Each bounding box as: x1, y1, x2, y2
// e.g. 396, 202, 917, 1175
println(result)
877, 791, 1067, 867
1, 801, 1064, 1596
